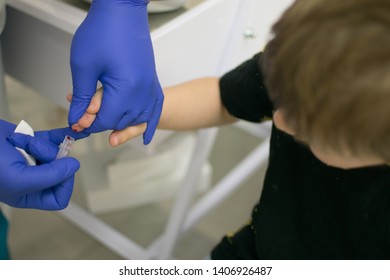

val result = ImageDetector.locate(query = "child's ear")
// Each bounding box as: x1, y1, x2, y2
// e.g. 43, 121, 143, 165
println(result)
273, 109, 296, 136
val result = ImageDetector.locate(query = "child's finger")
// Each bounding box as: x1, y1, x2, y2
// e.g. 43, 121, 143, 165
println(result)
68, 88, 102, 131
109, 123, 147, 147
71, 123, 84, 133
68, 93, 85, 132
66, 93, 73, 103
87, 87, 103, 114
67, 87, 102, 114
77, 112, 96, 129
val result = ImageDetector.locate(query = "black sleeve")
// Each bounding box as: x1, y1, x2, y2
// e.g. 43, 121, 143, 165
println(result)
220, 52, 273, 122
211, 223, 259, 260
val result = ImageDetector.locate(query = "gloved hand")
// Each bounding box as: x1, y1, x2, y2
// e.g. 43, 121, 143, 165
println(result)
0, 120, 89, 210
69, 0, 164, 145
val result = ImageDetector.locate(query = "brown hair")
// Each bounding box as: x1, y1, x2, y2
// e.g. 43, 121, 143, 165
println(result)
262, 0, 390, 161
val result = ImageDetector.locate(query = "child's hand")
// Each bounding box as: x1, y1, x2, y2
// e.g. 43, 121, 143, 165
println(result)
109, 123, 147, 147
67, 87, 102, 133
67, 88, 147, 147
69, 0, 163, 145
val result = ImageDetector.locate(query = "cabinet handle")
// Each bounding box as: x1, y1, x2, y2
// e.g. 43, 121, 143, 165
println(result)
243, 27, 257, 39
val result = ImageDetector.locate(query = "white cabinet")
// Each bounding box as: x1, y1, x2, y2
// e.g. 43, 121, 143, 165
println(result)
3, 0, 293, 106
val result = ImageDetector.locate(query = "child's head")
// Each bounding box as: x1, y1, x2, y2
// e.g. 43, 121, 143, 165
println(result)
262, 0, 390, 169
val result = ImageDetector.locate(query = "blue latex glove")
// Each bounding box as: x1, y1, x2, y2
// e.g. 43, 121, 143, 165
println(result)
69, 0, 164, 145
0, 120, 89, 210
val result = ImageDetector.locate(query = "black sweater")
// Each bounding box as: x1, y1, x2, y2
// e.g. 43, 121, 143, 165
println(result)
211, 53, 390, 259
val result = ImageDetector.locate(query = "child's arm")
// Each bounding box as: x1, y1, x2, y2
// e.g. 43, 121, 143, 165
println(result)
69, 77, 237, 146
159, 77, 237, 130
